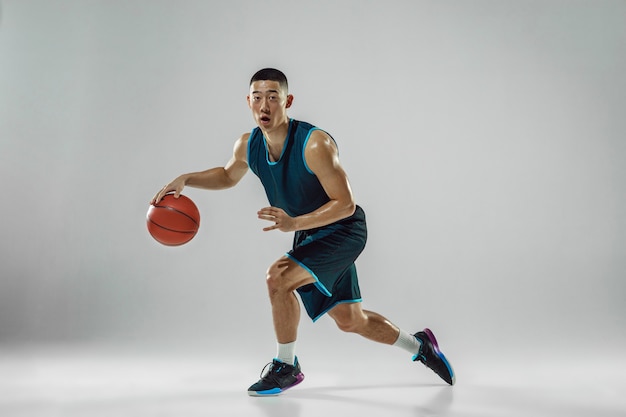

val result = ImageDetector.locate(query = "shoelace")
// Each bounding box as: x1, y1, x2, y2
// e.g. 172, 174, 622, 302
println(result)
259, 361, 283, 379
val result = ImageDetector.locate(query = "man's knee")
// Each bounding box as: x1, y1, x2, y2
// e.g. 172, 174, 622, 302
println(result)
265, 262, 288, 293
265, 257, 311, 294
334, 317, 359, 333
330, 305, 365, 333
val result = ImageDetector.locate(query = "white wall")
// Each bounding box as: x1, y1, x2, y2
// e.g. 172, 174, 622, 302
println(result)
1, 0, 624, 355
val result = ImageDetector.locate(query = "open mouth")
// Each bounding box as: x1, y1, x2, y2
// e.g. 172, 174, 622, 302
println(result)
260, 116, 271, 123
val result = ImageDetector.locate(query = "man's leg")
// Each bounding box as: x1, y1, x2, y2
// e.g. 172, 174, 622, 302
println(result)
247, 256, 315, 397
327, 302, 400, 344
265, 256, 316, 344
327, 302, 456, 385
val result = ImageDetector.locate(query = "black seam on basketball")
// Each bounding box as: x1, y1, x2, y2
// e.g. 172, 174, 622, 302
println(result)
148, 218, 197, 234
153, 205, 200, 226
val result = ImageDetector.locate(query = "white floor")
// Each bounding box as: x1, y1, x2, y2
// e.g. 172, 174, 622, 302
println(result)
1, 343, 624, 417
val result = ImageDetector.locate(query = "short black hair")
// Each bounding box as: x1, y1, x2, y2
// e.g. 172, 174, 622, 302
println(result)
250, 68, 288, 91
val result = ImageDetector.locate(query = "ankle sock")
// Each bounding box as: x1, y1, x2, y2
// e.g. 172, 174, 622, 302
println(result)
276, 341, 296, 365
393, 329, 422, 356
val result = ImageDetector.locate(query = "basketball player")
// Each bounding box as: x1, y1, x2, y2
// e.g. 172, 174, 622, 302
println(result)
152, 68, 455, 396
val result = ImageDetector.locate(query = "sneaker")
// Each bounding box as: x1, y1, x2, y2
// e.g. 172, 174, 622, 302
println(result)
413, 328, 456, 385
247, 357, 305, 396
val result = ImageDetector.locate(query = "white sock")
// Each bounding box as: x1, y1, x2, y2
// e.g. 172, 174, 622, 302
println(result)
393, 329, 422, 356
276, 341, 296, 365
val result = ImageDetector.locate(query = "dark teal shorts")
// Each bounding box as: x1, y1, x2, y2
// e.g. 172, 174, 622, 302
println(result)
287, 206, 367, 321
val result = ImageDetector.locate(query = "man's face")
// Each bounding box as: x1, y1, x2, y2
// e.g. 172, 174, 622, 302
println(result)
247, 80, 293, 132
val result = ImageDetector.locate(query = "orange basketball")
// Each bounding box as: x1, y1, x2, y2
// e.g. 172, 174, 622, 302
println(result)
147, 194, 200, 246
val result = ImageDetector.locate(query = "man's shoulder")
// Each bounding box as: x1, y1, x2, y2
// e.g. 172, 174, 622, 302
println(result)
293, 119, 317, 131
236, 131, 252, 146
242, 128, 262, 146
293, 120, 332, 144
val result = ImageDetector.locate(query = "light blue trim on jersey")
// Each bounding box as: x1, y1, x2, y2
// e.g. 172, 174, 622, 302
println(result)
285, 252, 332, 297
265, 119, 295, 165
246, 128, 256, 168
297, 226, 336, 247
302, 127, 321, 174
312, 299, 363, 322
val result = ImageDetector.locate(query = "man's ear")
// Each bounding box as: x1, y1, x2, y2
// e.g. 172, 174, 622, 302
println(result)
286, 94, 294, 108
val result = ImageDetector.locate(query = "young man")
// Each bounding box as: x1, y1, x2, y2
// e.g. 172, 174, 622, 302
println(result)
151, 68, 455, 396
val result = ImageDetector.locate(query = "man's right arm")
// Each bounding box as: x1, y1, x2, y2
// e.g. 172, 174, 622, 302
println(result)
151, 133, 250, 204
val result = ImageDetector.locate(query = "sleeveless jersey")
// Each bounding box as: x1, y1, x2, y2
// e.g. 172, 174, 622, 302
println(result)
247, 119, 331, 217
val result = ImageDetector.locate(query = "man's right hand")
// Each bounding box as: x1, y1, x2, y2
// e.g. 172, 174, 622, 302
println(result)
151, 175, 187, 205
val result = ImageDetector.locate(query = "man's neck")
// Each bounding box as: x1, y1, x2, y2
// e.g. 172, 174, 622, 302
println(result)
261, 118, 290, 145
262, 119, 291, 162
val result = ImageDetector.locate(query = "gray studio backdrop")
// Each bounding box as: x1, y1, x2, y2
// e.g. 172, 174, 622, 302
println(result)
1, 0, 624, 357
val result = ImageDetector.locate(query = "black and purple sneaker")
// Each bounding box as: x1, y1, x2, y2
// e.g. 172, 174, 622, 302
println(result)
247, 357, 305, 396
413, 328, 456, 385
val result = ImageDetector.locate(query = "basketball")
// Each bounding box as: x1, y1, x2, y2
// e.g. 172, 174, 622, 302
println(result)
146, 194, 200, 246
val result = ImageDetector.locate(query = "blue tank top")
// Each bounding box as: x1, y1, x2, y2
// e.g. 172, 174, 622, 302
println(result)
247, 119, 332, 217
